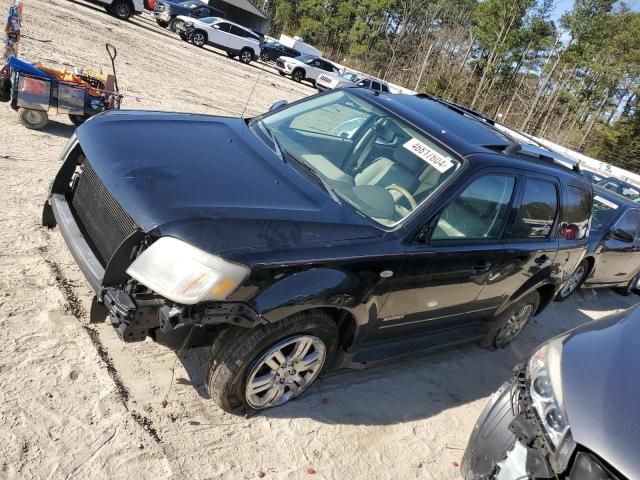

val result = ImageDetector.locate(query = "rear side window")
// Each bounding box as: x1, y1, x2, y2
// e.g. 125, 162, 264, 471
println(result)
432, 175, 516, 240
560, 186, 592, 240
511, 179, 558, 239
229, 25, 246, 37
381, 84, 390, 93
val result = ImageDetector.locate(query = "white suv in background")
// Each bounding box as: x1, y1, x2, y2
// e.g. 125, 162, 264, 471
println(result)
181, 17, 262, 64
90, 0, 144, 20
316, 70, 390, 93
275, 55, 340, 86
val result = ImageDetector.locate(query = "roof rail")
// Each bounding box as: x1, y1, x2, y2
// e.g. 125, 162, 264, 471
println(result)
504, 143, 580, 172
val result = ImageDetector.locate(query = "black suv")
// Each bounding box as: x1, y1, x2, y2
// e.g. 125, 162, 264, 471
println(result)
42, 90, 592, 414
259, 41, 300, 62
154, 0, 223, 31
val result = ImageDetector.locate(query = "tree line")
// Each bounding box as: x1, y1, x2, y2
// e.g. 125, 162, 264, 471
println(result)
265, 0, 640, 172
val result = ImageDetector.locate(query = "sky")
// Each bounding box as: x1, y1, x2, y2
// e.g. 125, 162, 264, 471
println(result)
552, 0, 640, 21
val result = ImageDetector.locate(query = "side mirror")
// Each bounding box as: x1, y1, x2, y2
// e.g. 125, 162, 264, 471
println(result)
609, 228, 634, 243
269, 100, 288, 112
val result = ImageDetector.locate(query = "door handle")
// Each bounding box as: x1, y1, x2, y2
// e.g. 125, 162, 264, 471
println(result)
472, 261, 492, 274
535, 255, 550, 265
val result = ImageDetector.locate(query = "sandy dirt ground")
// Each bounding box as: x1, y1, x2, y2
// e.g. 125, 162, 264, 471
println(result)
0, 1, 638, 479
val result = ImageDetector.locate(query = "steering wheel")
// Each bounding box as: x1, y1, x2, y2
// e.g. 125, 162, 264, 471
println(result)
386, 184, 418, 210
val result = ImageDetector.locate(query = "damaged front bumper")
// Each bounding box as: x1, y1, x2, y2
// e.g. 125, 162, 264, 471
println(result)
42, 144, 265, 343
461, 376, 555, 479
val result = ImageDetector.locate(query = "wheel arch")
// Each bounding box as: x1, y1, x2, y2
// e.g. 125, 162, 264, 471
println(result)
500, 266, 559, 317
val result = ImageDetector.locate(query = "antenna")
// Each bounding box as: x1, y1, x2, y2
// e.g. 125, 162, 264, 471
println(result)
241, 67, 264, 119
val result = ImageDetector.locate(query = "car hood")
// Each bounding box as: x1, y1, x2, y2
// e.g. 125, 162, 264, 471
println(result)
561, 306, 640, 479
75, 111, 381, 254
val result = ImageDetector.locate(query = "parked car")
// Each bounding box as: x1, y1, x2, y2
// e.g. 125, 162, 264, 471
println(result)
275, 55, 340, 85
316, 70, 390, 93
597, 176, 640, 201
579, 168, 607, 184
42, 90, 592, 413
259, 41, 300, 62
556, 185, 640, 300
88, 0, 144, 20
462, 305, 640, 480
177, 17, 261, 64
154, 0, 223, 31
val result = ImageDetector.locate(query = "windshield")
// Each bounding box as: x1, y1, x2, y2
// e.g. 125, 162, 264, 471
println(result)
598, 179, 640, 201
254, 91, 461, 226
295, 54, 315, 64
592, 194, 621, 231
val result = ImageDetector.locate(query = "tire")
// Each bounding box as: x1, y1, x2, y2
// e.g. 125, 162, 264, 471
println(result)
278, 71, 286, 76
614, 271, 640, 296
68, 114, 90, 126
206, 310, 338, 414
480, 291, 540, 350
555, 259, 589, 301
18, 108, 48, 130
156, 19, 169, 28
168, 17, 181, 32
239, 48, 253, 64
111, 0, 133, 20
260, 52, 270, 62
179, 32, 190, 41
190, 30, 207, 47
292, 68, 305, 83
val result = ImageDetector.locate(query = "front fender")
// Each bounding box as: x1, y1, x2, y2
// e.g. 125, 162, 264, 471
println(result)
248, 268, 368, 323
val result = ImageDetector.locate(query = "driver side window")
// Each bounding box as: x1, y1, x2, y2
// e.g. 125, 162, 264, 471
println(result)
432, 175, 516, 240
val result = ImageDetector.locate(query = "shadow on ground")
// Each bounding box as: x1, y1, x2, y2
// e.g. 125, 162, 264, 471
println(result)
175, 288, 638, 426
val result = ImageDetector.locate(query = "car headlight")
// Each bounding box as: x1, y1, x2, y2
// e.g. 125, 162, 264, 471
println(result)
126, 237, 250, 305
526, 336, 576, 472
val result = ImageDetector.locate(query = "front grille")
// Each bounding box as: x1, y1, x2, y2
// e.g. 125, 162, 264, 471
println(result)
71, 162, 136, 265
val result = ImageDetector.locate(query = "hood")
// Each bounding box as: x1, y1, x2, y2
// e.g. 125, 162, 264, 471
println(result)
561, 306, 640, 479
75, 111, 381, 254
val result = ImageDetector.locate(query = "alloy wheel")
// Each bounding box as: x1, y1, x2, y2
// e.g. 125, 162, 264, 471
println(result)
114, 2, 131, 19
559, 264, 586, 299
192, 33, 205, 47
240, 50, 252, 63
495, 303, 534, 348
293, 71, 304, 82
245, 335, 326, 409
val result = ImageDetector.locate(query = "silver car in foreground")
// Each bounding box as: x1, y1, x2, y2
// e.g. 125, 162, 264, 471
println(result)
462, 306, 640, 480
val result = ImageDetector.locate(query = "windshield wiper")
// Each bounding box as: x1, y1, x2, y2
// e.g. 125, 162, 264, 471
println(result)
295, 159, 342, 205
259, 121, 284, 161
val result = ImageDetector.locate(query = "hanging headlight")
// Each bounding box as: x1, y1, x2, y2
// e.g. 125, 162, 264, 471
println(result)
126, 237, 250, 305
526, 336, 576, 473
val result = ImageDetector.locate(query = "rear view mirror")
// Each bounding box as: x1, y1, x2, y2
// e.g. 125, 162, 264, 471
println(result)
269, 100, 288, 112
610, 228, 634, 243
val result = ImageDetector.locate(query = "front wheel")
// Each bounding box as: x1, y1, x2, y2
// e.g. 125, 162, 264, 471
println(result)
111, 0, 132, 20
555, 259, 589, 301
292, 69, 305, 83
190, 30, 207, 47
206, 310, 338, 414
18, 108, 48, 129
260, 52, 270, 62
69, 114, 90, 126
239, 48, 253, 64
481, 291, 540, 350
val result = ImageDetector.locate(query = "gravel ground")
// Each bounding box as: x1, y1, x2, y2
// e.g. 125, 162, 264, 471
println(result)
1, 1, 637, 479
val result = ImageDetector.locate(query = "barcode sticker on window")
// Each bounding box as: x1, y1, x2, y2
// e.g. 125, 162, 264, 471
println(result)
594, 195, 619, 209
403, 138, 454, 173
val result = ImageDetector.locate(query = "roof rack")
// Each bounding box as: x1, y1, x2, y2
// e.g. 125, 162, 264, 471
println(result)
504, 143, 581, 172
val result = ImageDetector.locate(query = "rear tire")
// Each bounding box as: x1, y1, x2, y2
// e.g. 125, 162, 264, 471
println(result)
111, 0, 133, 20
239, 48, 253, 64
614, 271, 640, 296
18, 108, 48, 130
480, 291, 540, 350
190, 30, 207, 47
69, 114, 90, 126
260, 52, 270, 62
206, 310, 338, 414
555, 259, 589, 301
